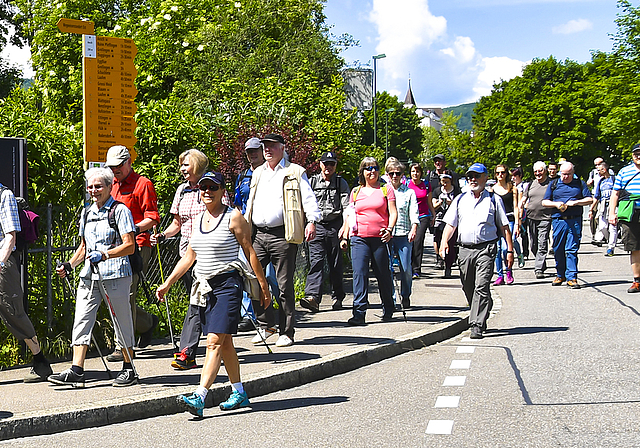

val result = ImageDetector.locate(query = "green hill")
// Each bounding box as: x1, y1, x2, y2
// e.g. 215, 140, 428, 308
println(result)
443, 102, 476, 132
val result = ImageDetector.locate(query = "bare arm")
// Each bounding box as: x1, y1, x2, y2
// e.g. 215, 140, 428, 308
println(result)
151, 214, 181, 245
156, 245, 196, 302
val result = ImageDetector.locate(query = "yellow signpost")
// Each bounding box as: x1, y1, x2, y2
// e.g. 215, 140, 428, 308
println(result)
59, 19, 138, 164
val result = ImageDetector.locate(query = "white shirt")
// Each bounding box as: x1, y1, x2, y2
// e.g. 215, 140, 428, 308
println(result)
443, 189, 509, 245
251, 158, 321, 228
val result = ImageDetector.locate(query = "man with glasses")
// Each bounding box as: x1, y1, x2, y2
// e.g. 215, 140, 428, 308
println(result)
609, 144, 640, 293
440, 163, 512, 339
302, 151, 350, 313
523, 161, 552, 279
542, 161, 592, 289
105, 145, 160, 359
244, 134, 320, 347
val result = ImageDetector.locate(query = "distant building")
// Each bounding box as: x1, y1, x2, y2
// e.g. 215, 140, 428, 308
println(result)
404, 78, 443, 131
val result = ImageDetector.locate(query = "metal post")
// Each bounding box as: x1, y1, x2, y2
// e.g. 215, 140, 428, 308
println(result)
385, 108, 395, 162
372, 54, 386, 149
46, 203, 53, 330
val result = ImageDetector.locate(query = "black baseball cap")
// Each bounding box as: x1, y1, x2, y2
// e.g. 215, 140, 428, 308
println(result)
320, 151, 338, 163
261, 134, 285, 145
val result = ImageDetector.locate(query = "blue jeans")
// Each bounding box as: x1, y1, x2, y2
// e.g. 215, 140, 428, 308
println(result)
552, 217, 582, 281
240, 263, 279, 318
389, 236, 413, 302
350, 236, 395, 319
495, 220, 521, 276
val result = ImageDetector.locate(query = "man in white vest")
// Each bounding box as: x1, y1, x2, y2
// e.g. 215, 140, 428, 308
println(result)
244, 134, 320, 347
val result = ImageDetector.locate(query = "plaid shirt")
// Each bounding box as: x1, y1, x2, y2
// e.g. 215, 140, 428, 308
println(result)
392, 184, 419, 237
170, 183, 207, 257
0, 184, 20, 251
79, 196, 135, 280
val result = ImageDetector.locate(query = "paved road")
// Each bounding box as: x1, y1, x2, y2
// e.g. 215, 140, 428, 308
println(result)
4, 225, 639, 447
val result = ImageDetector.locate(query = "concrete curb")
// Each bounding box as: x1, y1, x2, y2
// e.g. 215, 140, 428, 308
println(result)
0, 315, 469, 440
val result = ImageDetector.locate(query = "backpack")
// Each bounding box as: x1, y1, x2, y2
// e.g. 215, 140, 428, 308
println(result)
83, 200, 143, 273
0, 186, 40, 251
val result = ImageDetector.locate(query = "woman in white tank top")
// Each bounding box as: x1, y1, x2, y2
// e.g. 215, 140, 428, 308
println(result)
156, 171, 270, 417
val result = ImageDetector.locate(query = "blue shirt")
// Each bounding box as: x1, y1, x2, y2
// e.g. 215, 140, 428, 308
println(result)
613, 163, 640, 208
543, 178, 591, 218
79, 196, 136, 280
234, 168, 253, 214
594, 176, 615, 201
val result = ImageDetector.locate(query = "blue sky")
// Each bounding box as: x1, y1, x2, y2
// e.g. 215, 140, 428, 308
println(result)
324, 0, 621, 107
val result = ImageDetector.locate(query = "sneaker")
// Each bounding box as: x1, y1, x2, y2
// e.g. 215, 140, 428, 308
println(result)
219, 390, 250, 411
566, 279, 581, 289
113, 368, 138, 387
275, 335, 294, 347
178, 393, 205, 418
493, 276, 504, 286
347, 316, 367, 326
435, 260, 445, 270
517, 254, 525, 268
331, 299, 343, 311
505, 271, 514, 285
47, 368, 85, 388
106, 348, 135, 362
552, 277, 566, 286
171, 347, 197, 370
24, 358, 53, 383
251, 327, 276, 344
628, 282, 640, 293
300, 297, 320, 313
137, 314, 159, 349
469, 325, 483, 339
605, 249, 614, 257
535, 271, 545, 279
237, 316, 254, 332
412, 273, 420, 279
381, 314, 394, 322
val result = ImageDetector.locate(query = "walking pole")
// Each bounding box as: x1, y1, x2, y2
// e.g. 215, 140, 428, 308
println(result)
57, 260, 113, 379
139, 269, 177, 351
91, 263, 138, 377
153, 225, 177, 351
385, 243, 407, 322
240, 299, 272, 355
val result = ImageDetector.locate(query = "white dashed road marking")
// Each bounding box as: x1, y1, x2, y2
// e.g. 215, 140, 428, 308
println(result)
456, 346, 475, 354
435, 396, 461, 408
425, 420, 455, 435
449, 359, 471, 369
443, 376, 466, 386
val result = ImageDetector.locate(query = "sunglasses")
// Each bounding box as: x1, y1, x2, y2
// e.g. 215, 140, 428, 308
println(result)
495, 171, 506, 175
388, 172, 402, 177
467, 172, 482, 180
199, 184, 220, 192
323, 161, 336, 166
364, 166, 379, 172
86, 184, 104, 190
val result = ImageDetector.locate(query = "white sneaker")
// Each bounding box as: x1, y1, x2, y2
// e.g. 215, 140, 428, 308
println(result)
251, 327, 276, 344
275, 335, 293, 347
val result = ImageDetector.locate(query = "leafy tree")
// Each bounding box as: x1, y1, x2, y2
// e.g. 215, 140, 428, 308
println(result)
419, 111, 473, 174
361, 91, 423, 163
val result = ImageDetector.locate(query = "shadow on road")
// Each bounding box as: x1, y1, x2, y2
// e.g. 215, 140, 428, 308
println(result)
484, 326, 569, 337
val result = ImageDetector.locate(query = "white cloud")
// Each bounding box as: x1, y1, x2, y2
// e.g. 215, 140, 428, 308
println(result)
471, 56, 527, 100
552, 18, 593, 35
369, 0, 447, 82
441, 36, 476, 64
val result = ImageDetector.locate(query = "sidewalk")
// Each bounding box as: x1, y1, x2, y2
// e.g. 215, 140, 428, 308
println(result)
0, 247, 470, 440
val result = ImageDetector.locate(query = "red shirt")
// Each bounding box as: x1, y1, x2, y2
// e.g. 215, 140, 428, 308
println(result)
111, 170, 161, 247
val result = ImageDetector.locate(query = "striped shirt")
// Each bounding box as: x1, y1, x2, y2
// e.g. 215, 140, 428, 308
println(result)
170, 183, 207, 257
79, 196, 136, 280
391, 184, 419, 237
613, 163, 640, 208
0, 185, 20, 251
190, 207, 240, 278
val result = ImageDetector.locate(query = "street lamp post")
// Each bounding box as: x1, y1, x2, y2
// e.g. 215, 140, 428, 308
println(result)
385, 108, 395, 161
372, 53, 386, 149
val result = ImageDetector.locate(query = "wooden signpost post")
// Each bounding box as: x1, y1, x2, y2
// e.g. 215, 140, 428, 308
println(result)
57, 18, 138, 165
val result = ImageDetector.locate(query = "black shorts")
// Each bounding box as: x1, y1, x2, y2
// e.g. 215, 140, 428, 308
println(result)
199, 271, 242, 336
620, 219, 640, 252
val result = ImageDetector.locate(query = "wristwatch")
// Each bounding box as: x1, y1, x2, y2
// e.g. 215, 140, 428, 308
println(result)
0, 261, 4, 268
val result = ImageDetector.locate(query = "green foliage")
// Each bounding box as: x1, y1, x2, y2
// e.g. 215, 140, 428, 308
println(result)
443, 102, 475, 132
419, 111, 473, 174
361, 92, 423, 163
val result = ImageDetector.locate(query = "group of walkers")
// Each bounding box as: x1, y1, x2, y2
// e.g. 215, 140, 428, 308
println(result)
4, 134, 640, 418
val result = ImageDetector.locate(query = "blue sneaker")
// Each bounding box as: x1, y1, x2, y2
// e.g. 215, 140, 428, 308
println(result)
178, 393, 204, 418
219, 390, 250, 411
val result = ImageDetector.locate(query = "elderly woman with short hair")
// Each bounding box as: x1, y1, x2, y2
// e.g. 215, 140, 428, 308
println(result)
51, 167, 137, 387
340, 157, 398, 326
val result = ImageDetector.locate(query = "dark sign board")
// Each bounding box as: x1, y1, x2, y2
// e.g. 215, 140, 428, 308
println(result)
0, 138, 28, 199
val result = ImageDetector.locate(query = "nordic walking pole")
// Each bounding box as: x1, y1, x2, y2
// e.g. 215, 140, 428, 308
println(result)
385, 243, 407, 322
240, 299, 272, 354
57, 260, 113, 379
139, 269, 177, 351
91, 263, 138, 377
153, 225, 178, 349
